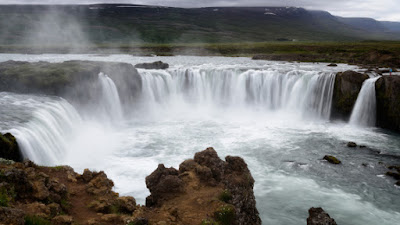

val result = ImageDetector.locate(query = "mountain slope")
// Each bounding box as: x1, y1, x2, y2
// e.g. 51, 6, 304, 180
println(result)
0, 4, 399, 46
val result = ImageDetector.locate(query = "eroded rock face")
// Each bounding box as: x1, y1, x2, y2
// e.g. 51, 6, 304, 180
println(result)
375, 75, 400, 132
332, 70, 369, 120
307, 207, 337, 225
0, 132, 22, 162
0, 60, 142, 105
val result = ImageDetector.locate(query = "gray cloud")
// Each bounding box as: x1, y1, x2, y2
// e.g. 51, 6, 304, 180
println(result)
1, 0, 399, 21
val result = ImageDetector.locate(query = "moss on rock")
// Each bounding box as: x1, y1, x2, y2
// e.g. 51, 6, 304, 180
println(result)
0, 132, 22, 162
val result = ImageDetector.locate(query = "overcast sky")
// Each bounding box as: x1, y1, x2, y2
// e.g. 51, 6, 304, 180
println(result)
1, 0, 399, 22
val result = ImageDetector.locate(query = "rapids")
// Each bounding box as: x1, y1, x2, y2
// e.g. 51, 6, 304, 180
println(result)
0, 54, 399, 225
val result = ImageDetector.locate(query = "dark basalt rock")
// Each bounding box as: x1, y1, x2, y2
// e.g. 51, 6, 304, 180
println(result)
323, 155, 341, 164
0, 132, 22, 162
135, 61, 169, 70
375, 75, 400, 132
307, 207, 337, 225
331, 70, 369, 120
327, 63, 337, 67
347, 142, 357, 148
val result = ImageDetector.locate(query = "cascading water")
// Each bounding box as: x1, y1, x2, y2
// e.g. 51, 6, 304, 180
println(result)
6, 97, 82, 165
137, 68, 336, 120
98, 72, 124, 122
1, 54, 399, 225
349, 76, 381, 127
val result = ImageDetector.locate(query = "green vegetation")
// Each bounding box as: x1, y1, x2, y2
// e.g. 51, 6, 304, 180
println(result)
218, 189, 232, 203
24, 216, 51, 225
0, 186, 16, 207
214, 205, 235, 225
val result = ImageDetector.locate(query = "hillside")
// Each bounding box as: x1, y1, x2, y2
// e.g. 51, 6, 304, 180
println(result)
0, 4, 400, 47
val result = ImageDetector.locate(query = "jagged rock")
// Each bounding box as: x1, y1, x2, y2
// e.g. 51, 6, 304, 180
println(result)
0, 132, 22, 162
323, 155, 341, 164
347, 142, 357, 148
223, 156, 259, 225
117, 196, 136, 213
145, 164, 184, 207
332, 70, 369, 120
32, 180, 50, 201
82, 169, 94, 182
307, 207, 337, 225
194, 147, 225, 184
26, 202, 51, 218
135, 61, 169, 70
52, 215, 73, 225
86, 171, 114, 195
375, 75, 400, 132
0, 207, 25, 225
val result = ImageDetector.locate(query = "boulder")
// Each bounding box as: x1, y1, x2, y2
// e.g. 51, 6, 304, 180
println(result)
135, 61, 169, 70
323, 155, 341, 164
331, 71, 369, 120
347, 142, 357, 148
117, 196, 136, 213
307, 207, 337, 225
0, 132, 22, 162
327, 63, 337, 67
375, 75, 400, 132
145, 164, 184, 207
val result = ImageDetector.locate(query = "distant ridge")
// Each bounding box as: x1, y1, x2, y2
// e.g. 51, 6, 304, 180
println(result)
0, 4, 399, 45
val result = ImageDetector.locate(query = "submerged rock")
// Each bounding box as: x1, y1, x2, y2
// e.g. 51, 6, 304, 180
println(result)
327, 63, 338, 67
135, 61, 169, 70
0, 132, 22, 162
323, 155, 341, 164
307, 207, 337, 225
375, 75, 400, 132
331, 70, 369, 120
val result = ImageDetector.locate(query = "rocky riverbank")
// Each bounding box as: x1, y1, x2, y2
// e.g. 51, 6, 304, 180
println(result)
0, 147, 261, 225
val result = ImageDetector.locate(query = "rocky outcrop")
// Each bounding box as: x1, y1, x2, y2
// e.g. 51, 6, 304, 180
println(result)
0, 148, 260, 225
0, 132, 22, 162
307, 207, 337, 225
135, 61, 169, 69
331, 70, 369, 120
0, 60, 142, 105
375, 75, 400, 132
143, 147, 261, 225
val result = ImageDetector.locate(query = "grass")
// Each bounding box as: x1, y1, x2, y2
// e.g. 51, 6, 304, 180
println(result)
24, 216, 51, 225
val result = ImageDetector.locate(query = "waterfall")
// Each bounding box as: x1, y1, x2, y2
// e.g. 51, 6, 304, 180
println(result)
98, 72, 124, 122
349, 76, 380, 127
9, 98, 82, 165
136, 68, 336, 120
